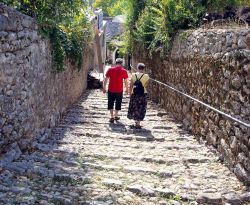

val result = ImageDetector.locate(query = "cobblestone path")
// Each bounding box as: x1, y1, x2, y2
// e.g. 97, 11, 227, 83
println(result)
0, 90, 249, 205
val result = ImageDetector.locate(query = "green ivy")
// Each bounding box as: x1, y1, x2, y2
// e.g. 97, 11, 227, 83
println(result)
50, 27, 66, 71
2, 0, 93, 71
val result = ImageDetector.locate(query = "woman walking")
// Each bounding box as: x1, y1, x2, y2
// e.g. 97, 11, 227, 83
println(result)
127, 63, 149, 129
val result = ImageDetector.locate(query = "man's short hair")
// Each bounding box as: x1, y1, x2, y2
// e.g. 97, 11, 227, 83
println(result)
115, 58, 123, 64
137, 63, 145, 70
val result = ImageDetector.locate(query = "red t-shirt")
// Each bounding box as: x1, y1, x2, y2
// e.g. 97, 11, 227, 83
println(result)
106, 66, 128, 93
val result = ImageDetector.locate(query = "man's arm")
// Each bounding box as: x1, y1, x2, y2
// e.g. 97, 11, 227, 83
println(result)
144, 75, 150, 88
103, 77, 109, 93
124, 78, 128, 95
103, 69, 111, 93
123, 70, 129, 95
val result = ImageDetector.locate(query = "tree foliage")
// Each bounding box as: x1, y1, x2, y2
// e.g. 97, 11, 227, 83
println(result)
90, 0, 250, 56
201, 0, 250, 12
126, 0, 250, 55
93, 0, 128, 16
2, 0, 93, 71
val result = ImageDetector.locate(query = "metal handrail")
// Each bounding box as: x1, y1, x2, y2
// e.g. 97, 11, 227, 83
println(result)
130, 65, 250, 128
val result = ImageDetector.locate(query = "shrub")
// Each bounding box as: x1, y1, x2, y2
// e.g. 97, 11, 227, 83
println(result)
2, 0, 93, 71
126, 0, 250, 55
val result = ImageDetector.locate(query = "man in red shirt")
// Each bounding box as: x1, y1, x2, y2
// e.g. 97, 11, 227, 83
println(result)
103, 58, 128, 123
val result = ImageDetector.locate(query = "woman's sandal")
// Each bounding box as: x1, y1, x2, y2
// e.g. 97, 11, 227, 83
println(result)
114, 117, 120, 121
135, 125, 142, 129
129, 124, 142, 129
109, 118, 114, 123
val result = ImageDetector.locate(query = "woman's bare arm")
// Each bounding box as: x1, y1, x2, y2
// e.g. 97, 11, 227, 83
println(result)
129, 78, 134, 96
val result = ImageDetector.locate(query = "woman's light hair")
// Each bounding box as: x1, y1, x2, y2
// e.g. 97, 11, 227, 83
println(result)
137, 63, 145, 70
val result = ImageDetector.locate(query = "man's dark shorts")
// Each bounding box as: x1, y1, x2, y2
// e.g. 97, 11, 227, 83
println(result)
108, 92, 123, 110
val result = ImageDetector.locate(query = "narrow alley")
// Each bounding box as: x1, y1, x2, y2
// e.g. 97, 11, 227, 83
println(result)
0, 89, 247, 205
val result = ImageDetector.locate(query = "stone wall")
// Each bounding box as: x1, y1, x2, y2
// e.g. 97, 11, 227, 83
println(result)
133, 28, 250, 185
0, 4, 95, 153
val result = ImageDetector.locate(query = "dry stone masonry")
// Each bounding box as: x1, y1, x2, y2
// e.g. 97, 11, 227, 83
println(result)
133, 27, 250, 185
0, 4, 95, 154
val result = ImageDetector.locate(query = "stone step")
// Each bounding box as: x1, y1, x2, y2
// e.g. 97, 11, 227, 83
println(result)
58, 140, 205, 152
69, 131, 165, 142
79, 145, 213, 160
98, 161, 246, 193
83, 153, 213, 165
101, 178, 249, 205
82, 162, 174, 178
102, 178, 195, 202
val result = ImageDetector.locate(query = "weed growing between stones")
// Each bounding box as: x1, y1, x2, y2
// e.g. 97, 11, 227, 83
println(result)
53, 175, 92, 187
170, 193, 182, 201
179, 30, 193, 42
94, 155, 109, 161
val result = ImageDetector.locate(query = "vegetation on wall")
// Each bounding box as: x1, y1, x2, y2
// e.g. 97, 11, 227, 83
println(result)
127, 0, 249, 55
2, 0, 93, 71
121, 0, 204, 55
94, 0, 249, 56
201, 0, 250, 12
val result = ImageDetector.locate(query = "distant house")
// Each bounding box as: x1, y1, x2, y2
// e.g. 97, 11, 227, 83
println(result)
104, 15, 125, 65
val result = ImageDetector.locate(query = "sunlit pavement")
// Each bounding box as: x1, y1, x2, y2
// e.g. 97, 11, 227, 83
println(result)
0, 88, 248, 204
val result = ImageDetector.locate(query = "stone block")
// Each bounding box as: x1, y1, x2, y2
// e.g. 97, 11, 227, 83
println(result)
231, 75, 242, 90
126, 185, 151, 196
0, 15, 9, 31
234, 163, 250, 185
206, 132, 217, 146
246, 34, 250, 49
102, 178, 123, 188
238, 37, 247, 48
196, 193, 223, 204
7, 32, 17, 41
240, 192, 250, 203
230, 136, 238, 153
0, 117, 6, 128
223, 193, 241, 205
0, 31, 8, 39
0, 142, 22, 163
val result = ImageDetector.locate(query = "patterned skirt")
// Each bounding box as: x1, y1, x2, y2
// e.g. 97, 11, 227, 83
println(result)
127, 94, 148, 121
